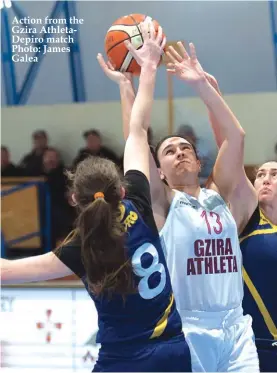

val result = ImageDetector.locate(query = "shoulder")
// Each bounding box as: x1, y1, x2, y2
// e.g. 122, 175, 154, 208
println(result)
124, 170, 151, 207
54, 236, 85, 278
21, 152, 32, 162
124, 170, 158, 235
101, 146, 118, 159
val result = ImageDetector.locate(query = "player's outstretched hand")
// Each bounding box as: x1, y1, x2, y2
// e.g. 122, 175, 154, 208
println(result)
97, 53, 133, 84
166, 42, 206, 86
124, 20, 166, 69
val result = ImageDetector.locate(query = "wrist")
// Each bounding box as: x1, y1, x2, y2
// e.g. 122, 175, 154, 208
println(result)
190, 77, 213, 94
140, 65, 158, 82
118, 77, 132, 87
141, 63, 158, 73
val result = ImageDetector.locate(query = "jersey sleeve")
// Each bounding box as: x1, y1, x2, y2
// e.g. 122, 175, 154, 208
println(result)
53, 238, 85, 278
124, 170, 158, 235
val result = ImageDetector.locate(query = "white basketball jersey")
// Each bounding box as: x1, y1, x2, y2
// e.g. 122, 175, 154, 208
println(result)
160, 188, 243, 313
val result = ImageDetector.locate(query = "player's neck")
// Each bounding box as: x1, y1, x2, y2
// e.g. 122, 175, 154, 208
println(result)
260, 204, 277, 225
172, 183, 201, 199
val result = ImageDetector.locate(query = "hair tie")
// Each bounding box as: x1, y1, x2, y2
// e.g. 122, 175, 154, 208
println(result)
94, 192, 105, 200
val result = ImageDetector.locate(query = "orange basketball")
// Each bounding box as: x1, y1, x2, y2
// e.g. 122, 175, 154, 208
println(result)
105, 14, 165, 75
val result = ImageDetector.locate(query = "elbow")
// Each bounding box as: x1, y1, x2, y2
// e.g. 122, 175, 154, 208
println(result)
239, 128, 246, 139
237, 121, 246, 139
234, 127, 245, 147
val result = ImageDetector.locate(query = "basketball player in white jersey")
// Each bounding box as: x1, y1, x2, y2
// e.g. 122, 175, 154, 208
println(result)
97, 42, 259, 371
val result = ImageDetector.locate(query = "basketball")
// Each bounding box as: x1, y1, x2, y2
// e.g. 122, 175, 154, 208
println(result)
105, 14, 165, 75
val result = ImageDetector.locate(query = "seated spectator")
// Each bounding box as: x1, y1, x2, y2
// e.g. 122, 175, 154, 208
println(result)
20, 130, 48, 176
175, 124, 216, 186
72, 129, 120, 169
42, 148, 75, 247
1, 146, 24, 177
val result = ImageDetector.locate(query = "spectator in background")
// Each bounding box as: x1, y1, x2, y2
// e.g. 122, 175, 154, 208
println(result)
42, 148, 75, 247
72, 129, 120, 169
175, 124, 216, 185
1, 146, 24, 177
20, 130, 48, 176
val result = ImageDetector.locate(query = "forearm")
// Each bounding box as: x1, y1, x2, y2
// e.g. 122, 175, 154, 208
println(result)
195, 80, 245, 142
1, 258, 23, 284
208, 110, 224, 149
119, 80, 135, 140
129, 65, 157, 134
206, 81, 225, 149
0, 254, 73, 285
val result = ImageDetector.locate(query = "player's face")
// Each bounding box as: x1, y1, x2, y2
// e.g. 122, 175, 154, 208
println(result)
157, 137, 200, 186
254, 162, 277, 205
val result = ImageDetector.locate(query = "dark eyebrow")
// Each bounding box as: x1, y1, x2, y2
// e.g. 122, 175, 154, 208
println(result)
180, 143, 192, 148
257, 168, 277, 173
162, 141, 192, 155
162, 144, 173, 155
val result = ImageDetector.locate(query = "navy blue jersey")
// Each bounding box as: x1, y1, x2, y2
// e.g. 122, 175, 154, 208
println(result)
56, 170, 182, 345
240, 207, 277, 341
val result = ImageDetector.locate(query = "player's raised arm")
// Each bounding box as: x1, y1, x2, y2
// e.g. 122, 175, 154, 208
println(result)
123, 22, 165, 181
166, 42, 246, 203
97, 23, 169, 221
99, 21, 162, 182
203, 73, 258, 232
97, 54, 135, 141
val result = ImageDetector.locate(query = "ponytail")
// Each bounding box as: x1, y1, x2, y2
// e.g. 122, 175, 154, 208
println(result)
77, 198, 135, 297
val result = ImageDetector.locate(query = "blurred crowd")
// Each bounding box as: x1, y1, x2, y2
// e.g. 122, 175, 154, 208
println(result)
1, 129, 121, 249
3, 126, 275, 250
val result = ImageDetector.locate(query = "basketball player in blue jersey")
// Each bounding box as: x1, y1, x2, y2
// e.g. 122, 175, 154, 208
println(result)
0, 21, 192, 372
98, 42, 259, 371
239, 161, 277, 372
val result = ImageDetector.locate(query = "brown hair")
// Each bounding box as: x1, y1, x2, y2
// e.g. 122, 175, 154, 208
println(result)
154, 135, 199, 168
61, 156, 135, 297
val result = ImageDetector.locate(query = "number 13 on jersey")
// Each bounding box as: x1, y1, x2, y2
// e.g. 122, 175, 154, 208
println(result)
201, 210, 223, 235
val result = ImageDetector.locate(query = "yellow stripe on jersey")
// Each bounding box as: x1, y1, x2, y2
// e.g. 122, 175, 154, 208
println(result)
240, 227, 277, 243
243, 268, 277, 339
150, 293, 174, 339
240, 209, 277, 244
240, 208, 277, 339
260, 209, 277, 228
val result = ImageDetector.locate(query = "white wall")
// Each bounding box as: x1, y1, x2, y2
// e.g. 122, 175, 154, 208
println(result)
2, 92, 277, 166
1, 1, 276, 106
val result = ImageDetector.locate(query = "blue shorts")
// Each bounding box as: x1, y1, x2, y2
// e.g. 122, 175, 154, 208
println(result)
93, 334, 192, 372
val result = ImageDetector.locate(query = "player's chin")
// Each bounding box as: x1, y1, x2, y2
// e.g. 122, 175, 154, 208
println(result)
175, 166, 188, 176
258, 194, 273, 203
